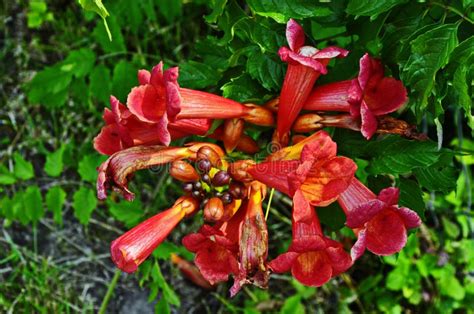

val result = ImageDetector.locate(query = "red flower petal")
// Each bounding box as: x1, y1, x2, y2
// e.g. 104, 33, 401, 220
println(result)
345, 199, 386, 228
127, 84, 166, 123
326, 246, 352, 276
397, 207, 421, 229
286, 19, 305, 52
358, 53, 384, 90
103, 108, 115, 125
300, 131, 337, 162
248, 160, 300, 195
138, 69, 151, 85
155, 114, 171, 146
163, 66, 181, 120
268, 252, 299, 273
365, 210, 407, 255
299, 157, 357, 207
360, 101, 378, 139
291, 251, 333, 287
364, 77, 407, 116
304, 80, 352, 112
292, 189, 314, 224
313, 46, 349, 59
93, 125, 123, 156
350, 229, 367, 261
377, 187, 399, 205
195, 245, 239, 284
279, 48, 328, 73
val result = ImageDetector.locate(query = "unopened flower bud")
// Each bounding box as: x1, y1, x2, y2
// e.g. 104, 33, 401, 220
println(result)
223, 118, 245, 153
201, 173, 211, 184
197, 158, 212, 173
212, 170, 231, 186
182, 182, 194, 192
203, 197, 224, 222
229, 181, 246, 199
243, 104, 275, 126
235, 134, 259, 154
197, 146, 222, 168
228, 160, 255, 183
221, 192, 233, 204
178, 196, 200, 217
193, 181, 202, 190
292, 113, 324, 133
170, 160, 200, 182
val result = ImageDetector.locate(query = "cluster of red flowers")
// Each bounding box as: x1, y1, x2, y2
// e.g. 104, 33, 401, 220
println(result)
94, 19, 421, 295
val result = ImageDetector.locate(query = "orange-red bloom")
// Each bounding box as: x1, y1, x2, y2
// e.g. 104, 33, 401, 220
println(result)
275, 19, 348, 145
338, 179, 421, 260
111, 196, 199, 273
269, 191, 352, 286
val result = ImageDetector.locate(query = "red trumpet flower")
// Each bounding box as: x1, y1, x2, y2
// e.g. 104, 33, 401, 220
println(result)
304, 53, 408, 139
94, 96, 211, 155
275, 19, 348, 145
269, 191, 352, 286
249, 131, 356, 221
111, 196, 199, 273
338, 179, 421, 260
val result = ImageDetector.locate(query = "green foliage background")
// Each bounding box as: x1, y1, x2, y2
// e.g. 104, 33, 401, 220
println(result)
1, 0, 473, 313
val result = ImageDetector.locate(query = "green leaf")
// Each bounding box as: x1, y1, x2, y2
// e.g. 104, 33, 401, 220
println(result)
93, 15, 125, 53
155, 297, 171, 314
437, 265, 465, 300
13, 153, 34, 180
90, 65, 112, 104
346, 0, 406, 17
441, 216, 460, 239
398, 178, 425, 219
78, 0, 111, 40
157, 0, 182, 23
246, 0, 331, 23
0, 168, 17, 185
401, 23, 459, 115
27, 64, 72, 108
111, 60, 138, 101
452, 64, 474, 131
46, 186, 66, 226
72, 187, 97, 225
280, 294, 305, 314
221, 74, 267, 103
178, 60, 221, 89
246, 50, 284, 91
78, 154, 106, 183
44, 145, 65, 177
24, 185, 44, 223
107, 199, 143, 228
152, 241, 194, 261
413, 165, 457, 192
366, 137, 442, 175
61, 48, 96, 78
152, 262, 180, 307
205, 0, 228, 23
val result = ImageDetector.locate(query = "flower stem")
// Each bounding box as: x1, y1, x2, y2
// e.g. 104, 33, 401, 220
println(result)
265, 188, 275, 221
98, 269, 121, 314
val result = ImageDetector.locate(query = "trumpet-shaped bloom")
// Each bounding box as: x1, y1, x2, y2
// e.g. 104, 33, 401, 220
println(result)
269, 191, 352, 286
276, 19, 348, 145
338, 179, 421, 260
94, 96, 211, 155
111, 196, 199, 273
249, 131, 356, 221
304, 53, 407, 139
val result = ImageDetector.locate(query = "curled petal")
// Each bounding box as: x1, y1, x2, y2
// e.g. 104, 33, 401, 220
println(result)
292, 251, 333, 287
163, 67, 182, 120
397, 207, 421, 229
313, 46, 349, 59
350, 229, 367, 261
138, 69, 151, 85
358, 53, 384, 90
248, 160, 300, 195
97, 145, 191, 200
94, 125, 123, 156
364, 77, 407, 116
365, 210, 407, 256
279, 48, 328, 73
360, 101, 378, 139
300, 131, 337, 162
286, 18, 305, 52
127, 84, 166, 123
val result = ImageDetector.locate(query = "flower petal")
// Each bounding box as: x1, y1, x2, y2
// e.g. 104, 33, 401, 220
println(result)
300, 131, 337, 162
268, 252, 299, 273
345, 199, 386, 228
304, 80, 352, 112
358, 53, 383, 90
350, 229, 367, 261
248, 160, 300, 195
397, 207, 421, 229
377, 187, 399, 205
164, 66, 181, 120
326, 246, 352, 275
138, 69, 151, 85
195, 245, 239, 284
93, 125, 123, 156
365, 210, 407, 256
364, 77, 407, 116
286, 18, 305, 52
313, 46, 349, 59
360, 101, 378, 140
127, 84, 166, 123
279, 48, 327, 73
155, 114, 171, 146
291, 251, 333, 287
299, 157, 357, 207
292, 189, 314, 224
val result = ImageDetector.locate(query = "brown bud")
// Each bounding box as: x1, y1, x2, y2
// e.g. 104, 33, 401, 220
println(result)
292, 113, 324, 133
223, 118, 245, 153
228, 160, 255, 183
235, 134, 259, 154
203, 197, 224, 222
243, 104, 275, 126
229, 181, 245, 199
197, 146, 222, 168
264, 98, 279, 112
170, 160, 200, 182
